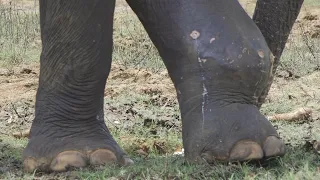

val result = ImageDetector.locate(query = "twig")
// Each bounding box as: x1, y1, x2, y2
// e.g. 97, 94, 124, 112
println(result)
267, 107, 312, 122
12, 129, 30, 138
10, 102, 22, 118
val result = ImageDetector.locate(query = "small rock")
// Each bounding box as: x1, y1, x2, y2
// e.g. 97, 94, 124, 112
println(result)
173, 148, 184, 156
114, 120, 121, 125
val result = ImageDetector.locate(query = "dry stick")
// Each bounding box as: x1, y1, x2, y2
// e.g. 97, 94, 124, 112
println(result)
267, 108, 320, 153
10, 102, 22, 118
12, 129, 30, 139
267, 107, 312, 122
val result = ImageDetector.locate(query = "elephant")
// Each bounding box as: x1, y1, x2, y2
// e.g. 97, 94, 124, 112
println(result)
22, 0, 304, 172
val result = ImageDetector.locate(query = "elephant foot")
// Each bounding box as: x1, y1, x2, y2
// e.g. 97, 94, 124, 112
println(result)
182, 103, 285, 163
23, 149, 133, 172
23, 128, 132, 172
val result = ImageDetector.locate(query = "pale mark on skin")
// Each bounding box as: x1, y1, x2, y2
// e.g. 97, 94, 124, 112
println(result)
190, 30, 207, 133
198, 59, 207, 63
190, 30, 200, 40
210, 38, 215, 43
258, 49, 265, 58
242, 48, 247, 53
201, 84, 208, 131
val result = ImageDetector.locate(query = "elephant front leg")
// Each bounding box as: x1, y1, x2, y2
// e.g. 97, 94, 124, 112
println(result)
23, 0, 132, 172
127, 0, 285, 163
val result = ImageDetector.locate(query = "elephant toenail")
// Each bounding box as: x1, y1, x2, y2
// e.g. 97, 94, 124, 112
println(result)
50, 151, 87, 172
229, 140, 263, 161
200, 152, 214, 163
23, 157, 38, 173
263, 136, 285, 157
122, 157, 134, 166
89, 149, 117, 165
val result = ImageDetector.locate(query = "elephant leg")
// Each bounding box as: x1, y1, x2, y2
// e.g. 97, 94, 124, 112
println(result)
253, 0, 304, 106
23, 0, 132, 172
127, 0, 285, 163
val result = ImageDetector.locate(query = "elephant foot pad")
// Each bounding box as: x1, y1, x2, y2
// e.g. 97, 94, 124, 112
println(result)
23, 149, 133, 172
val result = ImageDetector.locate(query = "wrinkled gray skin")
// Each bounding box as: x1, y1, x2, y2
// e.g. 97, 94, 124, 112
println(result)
23, 0, 303, 172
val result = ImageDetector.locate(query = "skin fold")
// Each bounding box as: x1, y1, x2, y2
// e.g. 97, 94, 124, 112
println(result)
22, 0, 303, 172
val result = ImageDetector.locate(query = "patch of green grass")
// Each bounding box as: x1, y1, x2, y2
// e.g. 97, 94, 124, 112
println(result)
2, 134, 319, 180
0, 136, 29, 179
60, 147, 320, 179
104, 90, 182, 155
304, 0, 320, 7
279, 38, 320, 77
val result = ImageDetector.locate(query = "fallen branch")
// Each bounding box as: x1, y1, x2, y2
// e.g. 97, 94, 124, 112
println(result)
267, 107, 312, 122
12, 129, 30, 139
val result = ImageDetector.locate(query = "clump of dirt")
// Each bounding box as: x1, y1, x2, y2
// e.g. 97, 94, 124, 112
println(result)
303, 14, 318, 21
295, 12, 320, 39
310, 29, 320, 38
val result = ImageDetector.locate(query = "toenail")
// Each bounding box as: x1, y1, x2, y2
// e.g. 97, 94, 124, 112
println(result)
229, 140, 263, 161
50, 151, 87, 172
23, 157, 38, 173
89, 149, 117, 165
263, 136, 285, 157
122, 157, 134, 166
